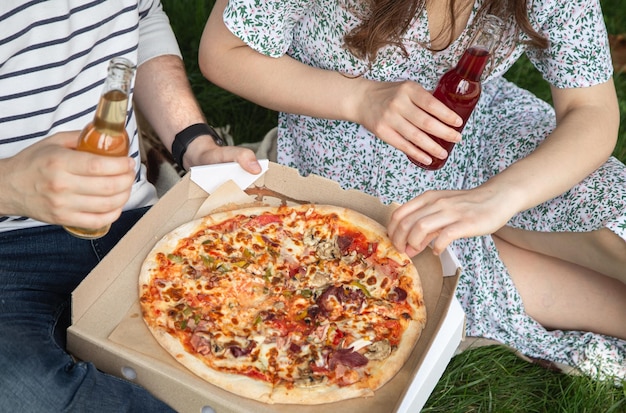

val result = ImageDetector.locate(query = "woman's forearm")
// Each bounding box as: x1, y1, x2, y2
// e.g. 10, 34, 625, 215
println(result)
481, 80, 619, 212
199, 0, 365, 124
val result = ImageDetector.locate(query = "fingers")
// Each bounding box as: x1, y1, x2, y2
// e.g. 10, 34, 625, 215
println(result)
39, 154, 135, 227
232, 147, 263, 174
388, 191, 470, 256
403, 87, 463, 164
412, 90, 463, 131
361, 81, 463, 164
375, 117, 439, 164
52, 171, 136, 202
388, 198, 452, 256
186, 143, 262, 174
388, 187, 515, 257
65, 210, 125, 231
47, 148, 136, 199
4, 136, 137, 227
47, 191, 131, 229
67, 151, 137, 178
384, 114, 459, 166
35, 134, 136, 178
48, 130, 83, 148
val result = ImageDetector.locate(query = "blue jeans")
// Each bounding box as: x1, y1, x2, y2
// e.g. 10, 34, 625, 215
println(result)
0, 208, 175, 412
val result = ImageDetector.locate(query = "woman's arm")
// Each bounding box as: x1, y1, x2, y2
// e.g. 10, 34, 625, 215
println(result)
200, 0, 361, 122
483, 80, 619, 210
199, 0, 464, 166
388, 79, 620, 255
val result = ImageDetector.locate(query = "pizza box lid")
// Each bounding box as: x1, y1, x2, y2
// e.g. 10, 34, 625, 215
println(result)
68, 160, 464, 413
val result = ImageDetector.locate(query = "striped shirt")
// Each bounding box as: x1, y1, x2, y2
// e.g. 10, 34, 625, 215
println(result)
0, 0, 181, 232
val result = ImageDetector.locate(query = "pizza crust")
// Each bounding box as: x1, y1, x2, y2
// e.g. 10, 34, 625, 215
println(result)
149, 328, 275, 403
139, 204, 426, 405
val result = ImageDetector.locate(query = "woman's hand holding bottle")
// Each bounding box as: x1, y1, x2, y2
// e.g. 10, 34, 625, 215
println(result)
355, 79, 463, 167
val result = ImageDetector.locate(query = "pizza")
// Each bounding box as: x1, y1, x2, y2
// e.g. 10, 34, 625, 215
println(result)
138, 204, 426, 404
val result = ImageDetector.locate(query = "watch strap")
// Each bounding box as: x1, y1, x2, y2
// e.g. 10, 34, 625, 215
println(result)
171, 123, 226, 170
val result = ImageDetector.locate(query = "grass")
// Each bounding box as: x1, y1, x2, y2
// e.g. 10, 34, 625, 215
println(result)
423, 346, 626, 413
162, 0, 626, 411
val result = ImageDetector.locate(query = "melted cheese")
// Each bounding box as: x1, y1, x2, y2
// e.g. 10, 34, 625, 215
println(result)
142, 206, 418, 387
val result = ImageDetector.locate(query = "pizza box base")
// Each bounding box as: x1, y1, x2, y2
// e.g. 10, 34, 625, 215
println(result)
68, 161, 463, 413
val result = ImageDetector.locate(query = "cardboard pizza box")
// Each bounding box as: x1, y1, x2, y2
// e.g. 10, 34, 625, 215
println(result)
68, 161, 464, 413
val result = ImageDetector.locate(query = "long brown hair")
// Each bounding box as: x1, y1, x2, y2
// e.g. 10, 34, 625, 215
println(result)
344, 0, 549, 62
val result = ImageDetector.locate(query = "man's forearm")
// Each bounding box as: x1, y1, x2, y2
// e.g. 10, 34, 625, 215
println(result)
133, 54, 208, 151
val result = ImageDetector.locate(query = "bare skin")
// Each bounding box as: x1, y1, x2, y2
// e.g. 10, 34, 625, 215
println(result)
133, 56, 262, 173
493, 234, 626, 340
0, 132, 136, 229
200, 0, 465, 167
496, 226, 626, 284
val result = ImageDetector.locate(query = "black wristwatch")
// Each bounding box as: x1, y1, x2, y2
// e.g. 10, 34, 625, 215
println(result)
171, 123, 226, 170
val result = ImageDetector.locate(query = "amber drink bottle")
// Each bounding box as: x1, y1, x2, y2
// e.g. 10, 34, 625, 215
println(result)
64, 57, 136, 239
410, 15, 503, 170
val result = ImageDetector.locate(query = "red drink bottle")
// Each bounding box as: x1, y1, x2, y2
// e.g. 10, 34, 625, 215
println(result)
410, 15, 503, 170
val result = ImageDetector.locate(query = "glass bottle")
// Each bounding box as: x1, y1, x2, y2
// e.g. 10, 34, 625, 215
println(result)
409, 14, 503, 170
64, 57, 136, 239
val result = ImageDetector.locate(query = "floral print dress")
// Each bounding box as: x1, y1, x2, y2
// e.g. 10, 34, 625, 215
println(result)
223, 0, 626, 380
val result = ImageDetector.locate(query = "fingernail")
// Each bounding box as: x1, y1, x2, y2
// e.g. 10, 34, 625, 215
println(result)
250, 161, 262, 173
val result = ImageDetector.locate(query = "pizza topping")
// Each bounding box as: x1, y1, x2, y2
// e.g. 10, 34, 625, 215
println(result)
329, 348, 369, 369
349, 279, 372, 297
388, 287, 408, 302
140, 204, 426, 404
294, 374, 327, 388
364, 339, 392, 360
229, 341, 256, 358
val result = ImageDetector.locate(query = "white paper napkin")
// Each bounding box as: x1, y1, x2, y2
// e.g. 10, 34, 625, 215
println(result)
189, 159, 270, 193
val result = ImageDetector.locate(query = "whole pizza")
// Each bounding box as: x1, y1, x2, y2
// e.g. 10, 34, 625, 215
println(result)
139, 204, 426, 404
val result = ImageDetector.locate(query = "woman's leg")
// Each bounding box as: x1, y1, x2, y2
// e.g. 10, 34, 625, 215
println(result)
495, 226, 626, 283
493, 233, 626, 340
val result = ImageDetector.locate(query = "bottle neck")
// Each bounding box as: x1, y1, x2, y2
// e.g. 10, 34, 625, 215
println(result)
101, 57, 134, 95
93, 90, 130, 131
93, 58, 135, 130
454, 14, 502, 81
455, 46, 490, 81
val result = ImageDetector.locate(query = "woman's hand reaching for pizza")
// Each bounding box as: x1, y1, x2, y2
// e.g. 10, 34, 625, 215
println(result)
0, 132, 136, 228
354, 80, 463, 167
387, 185, 518, 256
